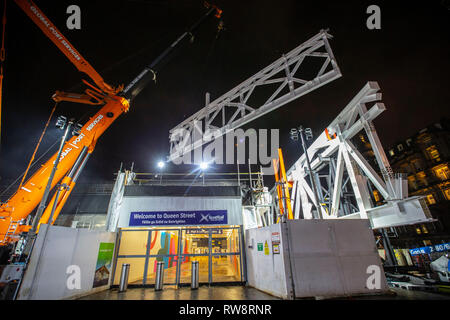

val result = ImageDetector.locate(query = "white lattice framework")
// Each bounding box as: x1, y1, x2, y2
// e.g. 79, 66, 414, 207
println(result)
284, 82, 434, 229
168, 30, 341, 161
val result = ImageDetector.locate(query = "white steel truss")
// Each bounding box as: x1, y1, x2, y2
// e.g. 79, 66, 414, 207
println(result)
283, 82, 433, 229
168, 29, 341, 162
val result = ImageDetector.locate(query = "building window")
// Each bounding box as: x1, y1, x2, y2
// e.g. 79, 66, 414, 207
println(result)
412, 159, 423, 171
433, 164, 450, 181
373, 190, 381, 202
389, 149, 395, 156
407, 176, 417, 190
401, 164, 412, 174
443, 188, 450, 201
426, 194, 436, 205
397, 144, 404, 152
426, 145, 440, 161
406, 138, 412, 146
417, 171, 428, 186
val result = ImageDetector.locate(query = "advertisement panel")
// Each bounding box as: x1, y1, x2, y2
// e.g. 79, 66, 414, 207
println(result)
93, 242, 115, 288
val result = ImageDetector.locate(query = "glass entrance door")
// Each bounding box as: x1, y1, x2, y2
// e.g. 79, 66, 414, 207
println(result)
178, 228, 210, 284
112, 226, 243, 287
211, 227, 242, 282
144, 229, 180, 285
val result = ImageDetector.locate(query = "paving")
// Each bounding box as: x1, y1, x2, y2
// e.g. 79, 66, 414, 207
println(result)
78, 285, 280, 300
78, 285, 450, 300
339, 287, 450, 300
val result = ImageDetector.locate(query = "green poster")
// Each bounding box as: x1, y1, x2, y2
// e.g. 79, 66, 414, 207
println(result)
93, 242, 115, 288
257, 243, 263, 251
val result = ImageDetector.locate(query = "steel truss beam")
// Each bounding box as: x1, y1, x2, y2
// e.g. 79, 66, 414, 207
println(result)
168, 30, 341, 162
283, 82, 433, 229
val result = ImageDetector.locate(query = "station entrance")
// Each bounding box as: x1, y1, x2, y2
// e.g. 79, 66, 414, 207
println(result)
112, 226, 244, 286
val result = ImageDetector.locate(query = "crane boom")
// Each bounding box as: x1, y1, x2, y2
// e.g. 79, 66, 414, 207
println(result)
0, 96, 128, 243
122, 3, 220, 102
0, 1, 222, 245
14, 0, 118, 95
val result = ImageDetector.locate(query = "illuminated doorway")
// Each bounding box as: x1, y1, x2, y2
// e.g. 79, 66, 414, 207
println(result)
112, 226, 244, 287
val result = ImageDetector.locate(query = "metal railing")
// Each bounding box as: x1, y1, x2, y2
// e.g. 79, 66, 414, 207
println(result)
119, 263, 130, 292
128, 171, 264, 188
191, 261, 199, 289
155, 261, 164, 291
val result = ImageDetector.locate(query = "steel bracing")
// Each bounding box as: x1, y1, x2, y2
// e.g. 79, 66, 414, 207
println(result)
284, 82, 433, 229
168, 30, 341, 162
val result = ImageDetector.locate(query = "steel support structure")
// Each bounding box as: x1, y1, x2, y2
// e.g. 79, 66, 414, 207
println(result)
282, 82, 433, 229
168, 30, 341, 161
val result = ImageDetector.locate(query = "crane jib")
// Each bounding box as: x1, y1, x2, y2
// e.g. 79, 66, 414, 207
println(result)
122, 6, 218, 101
123, 69, 149, 94
29, 5, 81, 62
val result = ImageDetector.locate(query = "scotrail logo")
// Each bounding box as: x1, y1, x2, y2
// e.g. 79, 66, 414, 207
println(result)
199, 213, 225, 223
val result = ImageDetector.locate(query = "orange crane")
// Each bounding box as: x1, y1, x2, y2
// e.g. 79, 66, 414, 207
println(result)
0, 0, 222, 246
273, 148, 294, 222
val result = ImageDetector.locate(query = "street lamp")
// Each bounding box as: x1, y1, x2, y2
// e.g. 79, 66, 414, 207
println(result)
156, 160, 166, 184
22, 116, 76, 258
290, 125, 323, 219
55, 115, 67, 129
199, 161, 210, 185
157, 161, 165, 169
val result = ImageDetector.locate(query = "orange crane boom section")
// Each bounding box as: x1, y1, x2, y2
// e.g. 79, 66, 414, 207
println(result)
14, 0, 119, 95
0, 96, 128, 242
0, 1, 131, 244
0, 0, 222, 245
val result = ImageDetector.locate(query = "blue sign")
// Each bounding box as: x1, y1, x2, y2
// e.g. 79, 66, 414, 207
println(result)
409, 243, 450, 256
186, 229, 223, 234
129, 210, 228, 226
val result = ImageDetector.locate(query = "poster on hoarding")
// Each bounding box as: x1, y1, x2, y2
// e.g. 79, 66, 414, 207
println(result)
264, 241, 270, 255
271, 232, 280, 243
93, 242, 115, 288
273, 243, 280, 254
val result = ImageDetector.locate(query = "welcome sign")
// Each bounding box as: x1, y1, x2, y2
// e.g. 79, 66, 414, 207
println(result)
129, 210, 228, 226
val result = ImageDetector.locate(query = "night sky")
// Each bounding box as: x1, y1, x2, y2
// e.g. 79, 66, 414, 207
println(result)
0, 0, 449, 185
